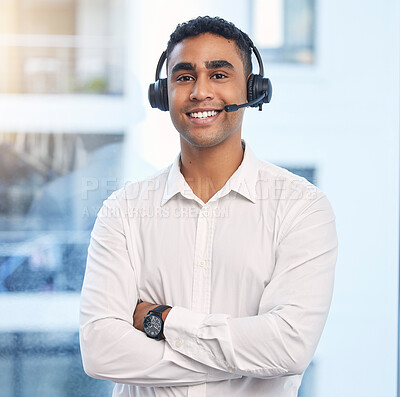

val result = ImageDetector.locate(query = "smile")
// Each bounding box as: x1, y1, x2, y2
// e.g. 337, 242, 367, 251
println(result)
188, 110, 220, 119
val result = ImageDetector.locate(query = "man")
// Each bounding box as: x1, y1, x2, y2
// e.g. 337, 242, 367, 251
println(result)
80, 16, 338, 397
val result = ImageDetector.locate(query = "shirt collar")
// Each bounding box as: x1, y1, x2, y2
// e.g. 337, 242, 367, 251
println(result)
161, 140, 260, 206
161, 153, 192, 206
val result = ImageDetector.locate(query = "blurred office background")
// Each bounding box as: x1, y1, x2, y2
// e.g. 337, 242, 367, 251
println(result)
0, 0, 398, 396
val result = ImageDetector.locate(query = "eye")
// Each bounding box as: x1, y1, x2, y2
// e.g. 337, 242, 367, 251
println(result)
212, 73, 227, 80
176, 75, 195, 82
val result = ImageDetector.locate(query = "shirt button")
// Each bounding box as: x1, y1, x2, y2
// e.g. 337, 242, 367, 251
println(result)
227, 366, 235, 373
175, 338, 183, 348
199, 260, 206, 268
201, 208, 209, 217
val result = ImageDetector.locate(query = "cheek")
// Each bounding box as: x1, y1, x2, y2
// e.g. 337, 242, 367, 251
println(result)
230, 109, 245, 127
167, 92, 188, 132
224, 82, 247, 105
167, 85, 174, 110
167, 88, 181, 115
168, 86, 188, 116
240, 84, 249, 103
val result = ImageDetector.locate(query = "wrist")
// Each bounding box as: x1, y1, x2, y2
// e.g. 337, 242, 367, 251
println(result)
162, 307, 172, 322
143, 304, 172, 340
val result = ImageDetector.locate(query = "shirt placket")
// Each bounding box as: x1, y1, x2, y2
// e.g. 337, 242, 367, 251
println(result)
187, 201, 217, 397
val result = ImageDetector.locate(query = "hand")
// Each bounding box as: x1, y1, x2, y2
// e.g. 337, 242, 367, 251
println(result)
133, 301, 172, 333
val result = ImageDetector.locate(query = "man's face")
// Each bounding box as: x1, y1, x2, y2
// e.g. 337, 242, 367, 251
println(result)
167, 33, 248, 148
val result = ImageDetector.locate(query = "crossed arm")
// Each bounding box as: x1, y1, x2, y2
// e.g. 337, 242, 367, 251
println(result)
79, 191, 337, 386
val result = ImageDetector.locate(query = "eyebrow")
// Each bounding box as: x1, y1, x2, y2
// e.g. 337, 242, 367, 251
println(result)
170, 60, 234, 75
171, 62, 195, 75
205, 60, 234, 70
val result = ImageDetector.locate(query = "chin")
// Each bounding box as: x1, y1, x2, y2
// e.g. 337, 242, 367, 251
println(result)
180, 130, 229, 148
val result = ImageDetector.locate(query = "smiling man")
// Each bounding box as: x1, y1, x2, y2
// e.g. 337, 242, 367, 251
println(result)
168, 32, 248, 204
80, 16, 338, 397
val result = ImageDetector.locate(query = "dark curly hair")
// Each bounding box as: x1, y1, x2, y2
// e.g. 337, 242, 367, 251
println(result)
166, 16, 253, 77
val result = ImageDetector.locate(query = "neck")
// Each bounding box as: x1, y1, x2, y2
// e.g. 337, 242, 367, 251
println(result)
180, 134, 244, 203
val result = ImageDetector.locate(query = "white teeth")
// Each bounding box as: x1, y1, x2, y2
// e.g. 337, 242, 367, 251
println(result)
190, 110, 218, 119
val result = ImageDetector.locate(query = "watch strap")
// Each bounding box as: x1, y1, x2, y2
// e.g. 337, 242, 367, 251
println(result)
149, 305, 172, 315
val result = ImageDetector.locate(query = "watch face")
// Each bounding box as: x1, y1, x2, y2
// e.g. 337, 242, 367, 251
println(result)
143, 314, 162, 338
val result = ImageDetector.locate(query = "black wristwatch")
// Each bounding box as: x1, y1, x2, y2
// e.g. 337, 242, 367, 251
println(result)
143, 305, 172, 340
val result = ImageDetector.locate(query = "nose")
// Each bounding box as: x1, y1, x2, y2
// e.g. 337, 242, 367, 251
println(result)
189, 75, 214, 101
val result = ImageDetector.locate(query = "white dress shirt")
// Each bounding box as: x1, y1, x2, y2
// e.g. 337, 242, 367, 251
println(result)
79, 142, 338, 397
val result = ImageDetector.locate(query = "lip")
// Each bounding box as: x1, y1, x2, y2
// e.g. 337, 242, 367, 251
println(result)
187, 107, 223, 113
186, 108, 223, 125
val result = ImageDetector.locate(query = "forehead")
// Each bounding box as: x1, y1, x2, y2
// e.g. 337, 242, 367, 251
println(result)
168, 33, 244, 73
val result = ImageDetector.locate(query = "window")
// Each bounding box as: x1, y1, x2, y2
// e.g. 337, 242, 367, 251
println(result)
0, 0, 124, 94
0, 331, 114, 397
0, 132, 124, 293
251, 0, 316, 64
0, 131, 124, 395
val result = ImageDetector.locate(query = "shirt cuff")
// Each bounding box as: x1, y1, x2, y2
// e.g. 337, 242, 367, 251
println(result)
164, 306, 206, 351
163, 307, 241, 381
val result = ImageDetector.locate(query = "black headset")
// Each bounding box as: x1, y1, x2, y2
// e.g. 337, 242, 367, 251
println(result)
148, 42, 272, 112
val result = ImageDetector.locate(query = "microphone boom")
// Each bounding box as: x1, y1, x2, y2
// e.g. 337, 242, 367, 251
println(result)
224, 92, 267, 113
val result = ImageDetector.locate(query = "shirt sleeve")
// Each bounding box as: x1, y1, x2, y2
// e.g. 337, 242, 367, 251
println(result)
79, 190, 241, 386
164, 192, 338, 378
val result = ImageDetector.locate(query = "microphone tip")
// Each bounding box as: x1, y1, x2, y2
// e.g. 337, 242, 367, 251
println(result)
224, 104, 239, 112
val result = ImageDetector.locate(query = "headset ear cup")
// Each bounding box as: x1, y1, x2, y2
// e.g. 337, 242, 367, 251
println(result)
156, 79, 169, 111
148, 82, 156, 109
247, 74, 272, 107
148, 79, 169, 111
249, 74, 265, 107
264, 78, 272, 103
247, 74, 255, 103
159, 78, 169, 111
